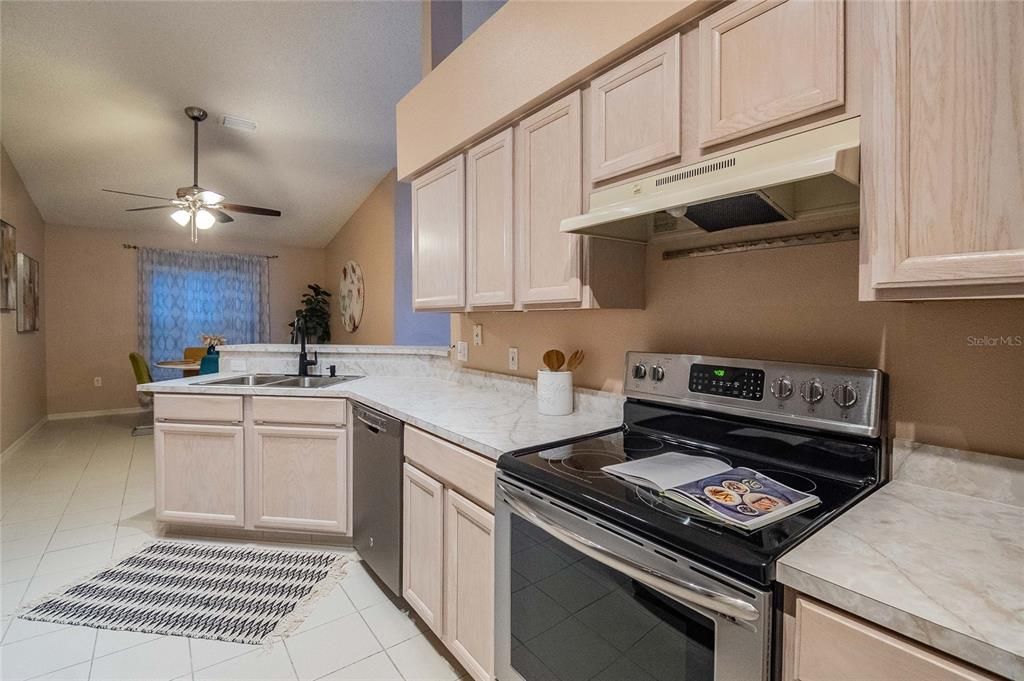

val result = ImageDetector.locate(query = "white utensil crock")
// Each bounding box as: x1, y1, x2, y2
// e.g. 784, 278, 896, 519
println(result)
537, 370, 573, 416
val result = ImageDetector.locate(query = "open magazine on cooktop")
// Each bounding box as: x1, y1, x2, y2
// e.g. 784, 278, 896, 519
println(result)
602, 452, 820, 530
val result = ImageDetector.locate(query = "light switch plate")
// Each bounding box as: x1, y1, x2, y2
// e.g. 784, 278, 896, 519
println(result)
508, 347, 519, 371
456, 341, 469, 362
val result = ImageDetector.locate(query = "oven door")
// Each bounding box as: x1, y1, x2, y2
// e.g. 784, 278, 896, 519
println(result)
495, 474, 772, 681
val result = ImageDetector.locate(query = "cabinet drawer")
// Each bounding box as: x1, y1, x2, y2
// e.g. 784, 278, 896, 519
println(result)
404, 426, 496, 511
155, 394, 243, 423
252, 396, 346, 426
791, 597, 997, 681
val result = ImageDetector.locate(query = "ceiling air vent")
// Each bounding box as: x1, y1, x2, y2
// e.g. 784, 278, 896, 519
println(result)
655, 157, 736, 187
221, 114, 258, 133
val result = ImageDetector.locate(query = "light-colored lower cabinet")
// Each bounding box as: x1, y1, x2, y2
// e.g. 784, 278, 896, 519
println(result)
444, 490, 495, 681
252, 425, 348, 533
402, 462, 446, 636
784, 594, 999, 681
155, 422, 245, 527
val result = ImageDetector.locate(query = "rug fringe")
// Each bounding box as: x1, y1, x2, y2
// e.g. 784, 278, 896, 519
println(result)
261, 552, 351, 647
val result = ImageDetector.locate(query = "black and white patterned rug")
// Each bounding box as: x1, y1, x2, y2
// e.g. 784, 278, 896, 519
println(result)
19, 541, 350, 645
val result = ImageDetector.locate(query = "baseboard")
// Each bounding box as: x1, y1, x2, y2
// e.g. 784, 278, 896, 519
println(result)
48, 407, 148, 421
1, 417, 48, 459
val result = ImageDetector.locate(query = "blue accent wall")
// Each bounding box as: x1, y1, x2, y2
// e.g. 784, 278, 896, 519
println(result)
393, 181, 450, 346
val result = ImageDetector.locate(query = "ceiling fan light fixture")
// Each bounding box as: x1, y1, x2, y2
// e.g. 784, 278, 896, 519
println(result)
195, 209, 216, 230
196, 190, 225, 204
170, 209, 191, 227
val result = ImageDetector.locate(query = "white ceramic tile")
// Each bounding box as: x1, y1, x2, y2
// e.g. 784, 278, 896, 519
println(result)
1, 579, 30, 616
386, 634, 463, 681
0, 617, 67, 645
90, 635, 191, 681
34, 540, 113, 577
322, 651, 402, 680
56, 506, 122, 531
0, 518, 59, 544
27, 660, 92, 680
360, 599, 426, 648
1, 535, 50, 561
341, 563, 390, 611
20, 567, 95, 608
0, 625, 96, 681
194, 644, 297, 681
2, 556, 40, 585
188, 637, 256, 672
293, 585, 356, 633
93, 628, 161, 657
47, 523, 119, 552
285, 612, 381, 681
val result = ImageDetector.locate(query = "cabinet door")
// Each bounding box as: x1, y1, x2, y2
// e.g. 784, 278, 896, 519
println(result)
516, 91, 583, 306
155, 423, 244, 527
402, 463, 445, 636
862, 0, 1024, 298
466, 129, 515, 308
590, 34, 681, 182
412, 156, 466, 310
252, 425, 348, 533
699, 0, 844, 147
443, 490, 494, 681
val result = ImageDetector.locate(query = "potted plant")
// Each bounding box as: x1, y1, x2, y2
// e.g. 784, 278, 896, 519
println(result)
290, 284, 332, 344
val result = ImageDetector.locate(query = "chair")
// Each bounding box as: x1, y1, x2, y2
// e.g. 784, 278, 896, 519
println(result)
129, 352, 155, 436
183, 346, 207, 378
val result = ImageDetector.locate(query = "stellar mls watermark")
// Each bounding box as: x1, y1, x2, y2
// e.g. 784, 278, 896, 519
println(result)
966, 335, 1023, 347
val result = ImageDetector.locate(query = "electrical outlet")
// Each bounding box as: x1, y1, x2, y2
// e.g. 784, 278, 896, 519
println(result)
93, 377, 102, 387
472, 324, 483, 346
456, 341, 469, 362
508, 347, 519, 371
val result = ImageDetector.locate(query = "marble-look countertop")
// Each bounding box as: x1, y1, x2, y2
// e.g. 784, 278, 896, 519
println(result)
217, 344, 450, 356
778, 442, 1024, 680
141, 373, 624, 460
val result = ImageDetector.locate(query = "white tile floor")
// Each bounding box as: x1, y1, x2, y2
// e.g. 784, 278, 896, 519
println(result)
0, 415, 467, 681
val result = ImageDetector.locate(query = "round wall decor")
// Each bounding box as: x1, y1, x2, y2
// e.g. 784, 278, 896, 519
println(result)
338, 260, 364, 333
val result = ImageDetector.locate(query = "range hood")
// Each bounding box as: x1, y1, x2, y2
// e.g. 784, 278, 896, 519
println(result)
561, 118, 860, 243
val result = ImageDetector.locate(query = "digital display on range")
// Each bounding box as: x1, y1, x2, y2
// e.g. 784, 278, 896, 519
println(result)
689, 364, 764, 401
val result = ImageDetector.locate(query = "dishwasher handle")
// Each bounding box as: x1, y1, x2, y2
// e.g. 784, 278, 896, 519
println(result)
354, 407, 392, 434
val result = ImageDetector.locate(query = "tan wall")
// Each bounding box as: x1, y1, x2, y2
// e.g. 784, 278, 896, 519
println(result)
453, 240, 1024, 459
0, 147, 48, 450
397, 0, 713, 178
324, 170, 396, 345
44, 225, 325, 415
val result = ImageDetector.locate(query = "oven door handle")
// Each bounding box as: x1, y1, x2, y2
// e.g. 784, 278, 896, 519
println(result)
499, 483, 760, 623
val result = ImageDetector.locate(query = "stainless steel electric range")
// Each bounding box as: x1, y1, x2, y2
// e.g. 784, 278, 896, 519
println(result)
495, 352, 888, 681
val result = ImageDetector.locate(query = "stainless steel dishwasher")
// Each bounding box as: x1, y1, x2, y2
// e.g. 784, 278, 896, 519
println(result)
352, 403, 404, 596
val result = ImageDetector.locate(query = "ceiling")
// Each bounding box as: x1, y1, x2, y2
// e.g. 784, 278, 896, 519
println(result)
1, 1, 421, 247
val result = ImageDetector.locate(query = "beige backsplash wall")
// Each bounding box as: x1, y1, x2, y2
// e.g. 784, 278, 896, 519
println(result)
1, 147, 48, 450
324, 170, 395, 345
44, 225, 325, 415
453, 239, 1024, 459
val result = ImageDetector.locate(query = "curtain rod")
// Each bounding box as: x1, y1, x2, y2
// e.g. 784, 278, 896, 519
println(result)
122, 243, 278, 259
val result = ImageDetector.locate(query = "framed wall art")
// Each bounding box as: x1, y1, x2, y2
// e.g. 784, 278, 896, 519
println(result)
1, 220, 15, 311
17, 252, 40, 332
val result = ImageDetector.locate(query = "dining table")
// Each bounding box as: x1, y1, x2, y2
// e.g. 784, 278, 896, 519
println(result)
154, 359, 202, 372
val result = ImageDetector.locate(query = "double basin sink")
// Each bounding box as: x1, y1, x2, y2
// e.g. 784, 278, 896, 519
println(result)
199, 374, 361, 389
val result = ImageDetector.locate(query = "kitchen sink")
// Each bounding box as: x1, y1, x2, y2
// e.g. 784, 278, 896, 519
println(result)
272, 375, 359, 388
199, 374, 293, 386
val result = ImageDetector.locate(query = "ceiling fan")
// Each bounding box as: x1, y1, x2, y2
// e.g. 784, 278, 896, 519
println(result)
103, 106, 281, 243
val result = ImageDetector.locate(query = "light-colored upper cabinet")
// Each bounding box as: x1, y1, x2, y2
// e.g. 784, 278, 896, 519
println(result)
861, 0, 1024, 300
516, 91, 584, 306
589, 34, 681, 182
466, 129, 515, 308
402, 462, 445, 637
155, 422, 245, 528
251, 425, 348, 534
412, 156, 466, 310
699, 0, 845, 147
443, 490, 495, 681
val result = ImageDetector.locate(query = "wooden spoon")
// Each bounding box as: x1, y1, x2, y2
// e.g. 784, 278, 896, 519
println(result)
567, 349, 585, 372
542, 349, 565, 372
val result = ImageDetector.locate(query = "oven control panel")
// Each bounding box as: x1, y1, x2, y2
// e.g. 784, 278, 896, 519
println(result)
625, 352, 884, 438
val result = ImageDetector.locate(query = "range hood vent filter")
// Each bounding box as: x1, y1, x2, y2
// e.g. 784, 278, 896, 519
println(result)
684, 192, 790, 232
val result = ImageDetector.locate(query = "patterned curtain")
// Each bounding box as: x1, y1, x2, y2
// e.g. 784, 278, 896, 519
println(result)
138, 248, 270, 380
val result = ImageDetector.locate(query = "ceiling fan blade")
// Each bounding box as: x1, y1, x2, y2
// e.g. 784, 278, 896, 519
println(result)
209, 208, 234, 223
220, 203, 282, 217
125, 205, 174, 212
102, 188, 175, 201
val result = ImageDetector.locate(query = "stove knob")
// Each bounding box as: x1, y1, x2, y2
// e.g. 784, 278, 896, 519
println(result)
770, 376, 793, 400
800, 379, 824, 404
632, 362, 648, 380
651, 365, 666, 382
832, 382, 859, 409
